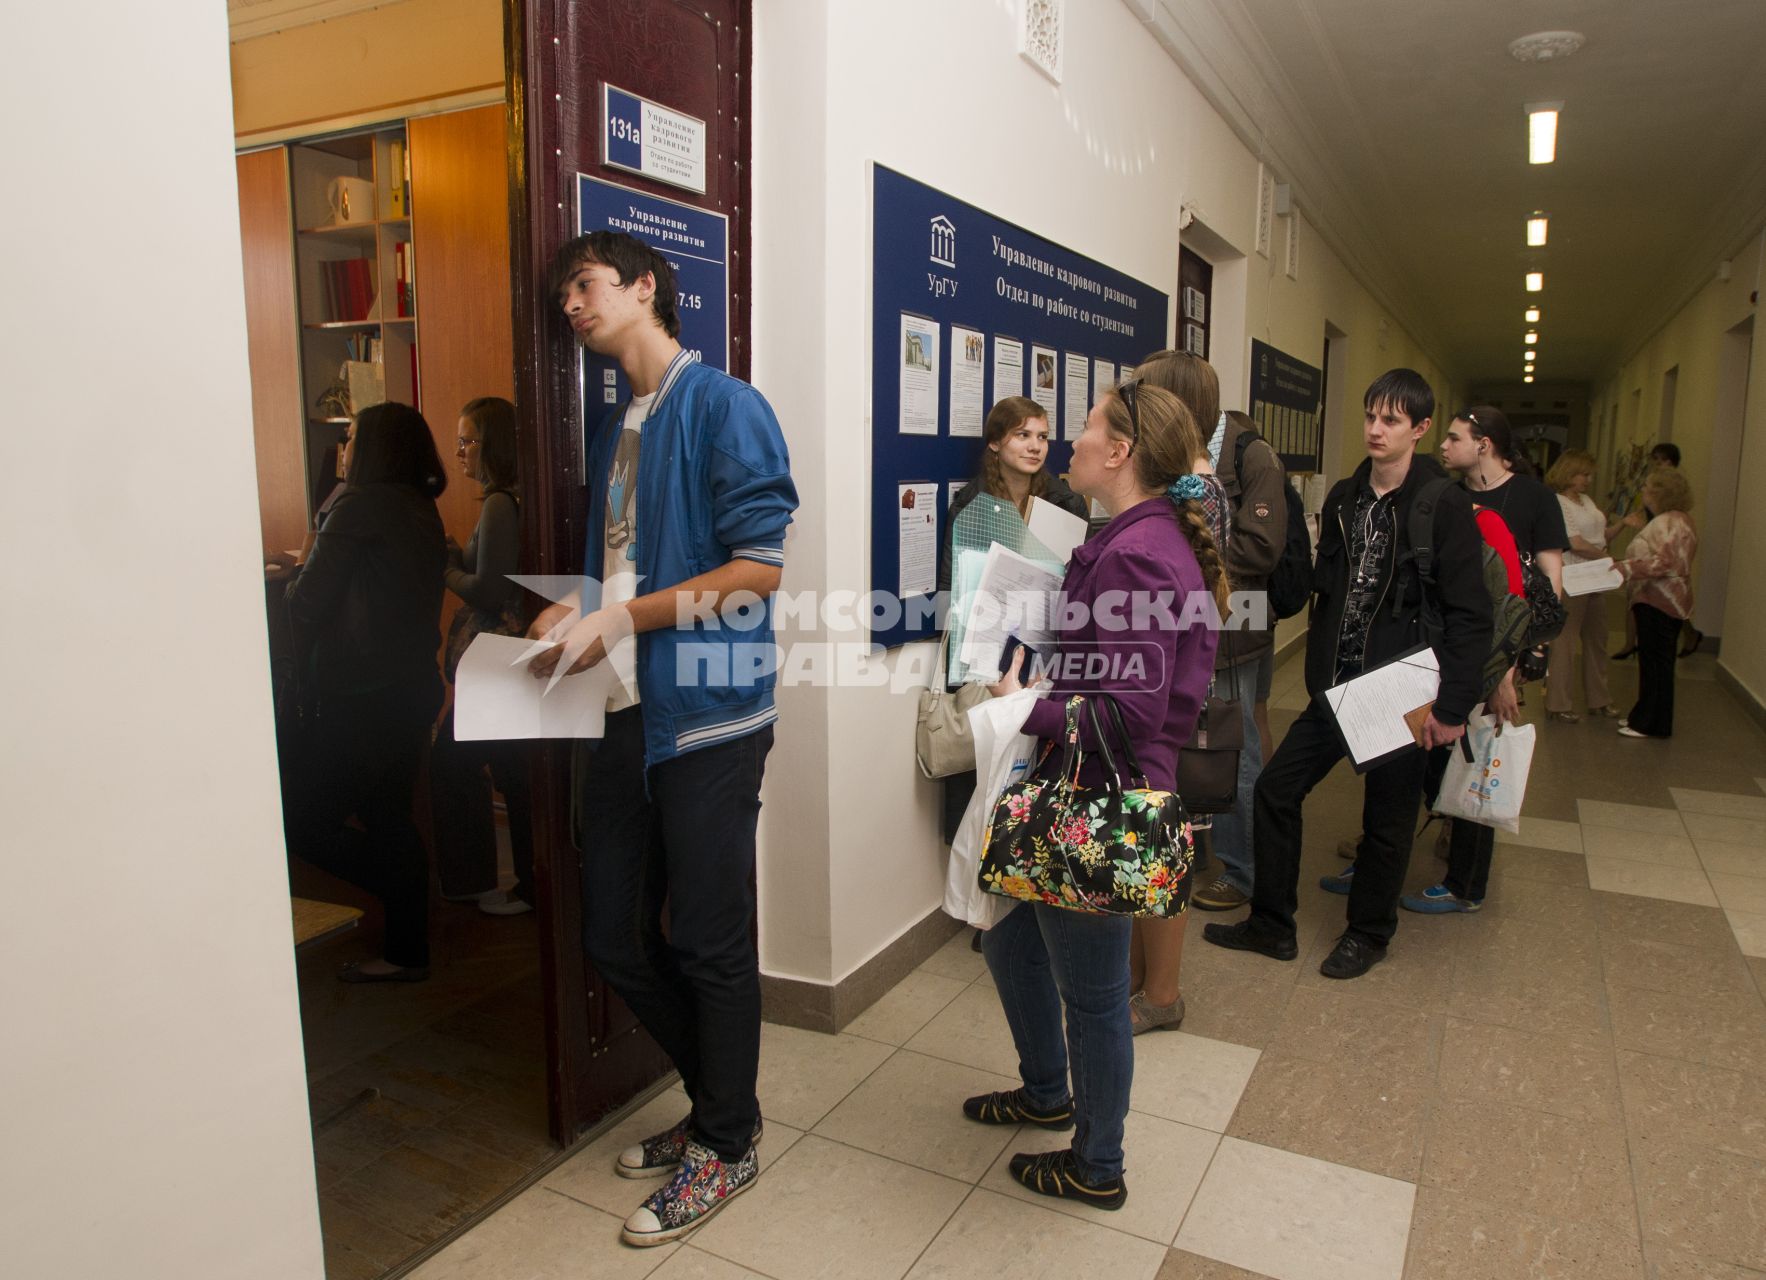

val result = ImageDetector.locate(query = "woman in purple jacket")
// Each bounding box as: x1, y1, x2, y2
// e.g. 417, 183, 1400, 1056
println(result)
958, 380, 1225, 1210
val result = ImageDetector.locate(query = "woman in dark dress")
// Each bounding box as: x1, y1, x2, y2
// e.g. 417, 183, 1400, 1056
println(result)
283, 402, 448, 982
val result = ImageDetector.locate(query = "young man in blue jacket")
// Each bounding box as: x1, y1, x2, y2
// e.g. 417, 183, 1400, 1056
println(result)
1203, 369, 1492, 979
528, 231, 797, 1246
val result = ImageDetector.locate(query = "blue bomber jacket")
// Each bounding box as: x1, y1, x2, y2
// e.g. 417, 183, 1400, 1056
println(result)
584, 353, 798, 768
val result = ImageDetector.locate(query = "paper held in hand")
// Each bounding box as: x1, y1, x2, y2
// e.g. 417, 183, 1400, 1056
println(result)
1322, 647, 1441, 771
1562, 557, 1624, 596
453, 632, 618, 740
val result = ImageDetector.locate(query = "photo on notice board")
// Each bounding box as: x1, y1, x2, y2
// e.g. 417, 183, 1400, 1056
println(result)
949, 324, 985, 437
1030, 344, 1058, 419
898, 313, 940, 436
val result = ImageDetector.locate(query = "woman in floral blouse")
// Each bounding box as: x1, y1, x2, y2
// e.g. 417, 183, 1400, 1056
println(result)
1615, 467, 1697, 738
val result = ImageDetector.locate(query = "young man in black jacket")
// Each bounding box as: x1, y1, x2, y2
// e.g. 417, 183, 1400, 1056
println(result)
1203, 369, 1493, 979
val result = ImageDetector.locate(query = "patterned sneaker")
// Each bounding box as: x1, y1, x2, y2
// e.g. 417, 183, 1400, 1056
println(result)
616, 1114, 763, 1180
1008, 1148, 1127, 1210
621, 1140, 757, 1246
962, 1087, 1074, 1130
1319, 863, 1355, 895
1400, 884, 1482, 914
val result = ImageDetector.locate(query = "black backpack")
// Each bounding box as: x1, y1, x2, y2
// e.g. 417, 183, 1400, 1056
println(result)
1231, 428, 1312, 619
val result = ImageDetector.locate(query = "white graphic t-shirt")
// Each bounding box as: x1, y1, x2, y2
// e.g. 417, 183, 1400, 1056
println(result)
603, 391, 653, 710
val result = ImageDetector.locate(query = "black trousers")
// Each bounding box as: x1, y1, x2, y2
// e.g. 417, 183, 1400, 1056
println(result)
429, 708, 536, 902
574, 707, 773, 1161
282, 681, 438, 968
1629, 604, 1679, 737
1249, 701, 1428, 948
1422, 751, 1495, 902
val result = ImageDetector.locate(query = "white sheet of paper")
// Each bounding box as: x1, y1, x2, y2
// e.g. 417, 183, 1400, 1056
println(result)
1563, 557, 1623, 596
898, 483, 938, 596
949, 325, 985, 437
993, 335, 1024, 400
454, 633, 617, 740
1323, 648, 1441, 768
1026, 495, 1088, 564
1029, 345, 1058, 421
958, 542, 1064, 680
1093, 358, 1116, 396
899, 314, 939, 435
1061, 351, 1090, 441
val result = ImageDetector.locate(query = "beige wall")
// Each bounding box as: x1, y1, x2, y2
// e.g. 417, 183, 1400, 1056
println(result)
230, 0, 504, 138
752, 0, 1455, 987
1589, 230, 1766, 699
1, 1, 323, 1275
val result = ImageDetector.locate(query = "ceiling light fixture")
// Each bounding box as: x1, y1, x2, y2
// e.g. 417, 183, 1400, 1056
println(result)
1526, 272, 1544, 292
1509, 31, 1587, 64
1523, 375, 1535, 384
1527, 213, 1549, 246
1525, 330, 1539, 344
1527, 104, 1560, 165
1525, 364, 1535, 373
1525, 307, 1541, 323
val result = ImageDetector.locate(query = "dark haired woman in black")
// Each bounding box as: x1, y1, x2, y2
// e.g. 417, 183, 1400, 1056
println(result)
283, 401, 448, 982
429, 397, 536, 916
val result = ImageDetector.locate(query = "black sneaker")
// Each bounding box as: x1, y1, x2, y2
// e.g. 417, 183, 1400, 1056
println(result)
962, 1087, 1074, 1130
1201, 919, 1298, 961
1319, 933, 1386, 980
1008, 1148, 1126, 1210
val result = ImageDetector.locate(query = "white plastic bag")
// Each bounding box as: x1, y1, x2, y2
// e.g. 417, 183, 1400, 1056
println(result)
1435, 714, 1534, 834
944, 689, 1045, 929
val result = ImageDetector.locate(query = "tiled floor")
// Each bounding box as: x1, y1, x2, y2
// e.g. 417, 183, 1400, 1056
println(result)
410, 649, 1766, 1280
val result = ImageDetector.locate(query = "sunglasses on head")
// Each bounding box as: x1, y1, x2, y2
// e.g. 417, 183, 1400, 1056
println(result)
1117, 379, 1142, 454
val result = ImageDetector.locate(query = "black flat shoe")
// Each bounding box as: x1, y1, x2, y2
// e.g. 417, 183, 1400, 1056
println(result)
1202, 919, 1298, 961
1611, 646, 1637, 660
338, 961, 430, 984
1319, 934, 1386, 980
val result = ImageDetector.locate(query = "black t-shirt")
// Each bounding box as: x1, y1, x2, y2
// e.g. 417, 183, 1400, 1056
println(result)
1466, 473, 1568, 558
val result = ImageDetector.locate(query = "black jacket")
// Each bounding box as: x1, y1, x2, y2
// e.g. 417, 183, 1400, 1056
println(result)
1303, 454, 1492, 726
936, 473, 1089, 595
286, 482, 447, 705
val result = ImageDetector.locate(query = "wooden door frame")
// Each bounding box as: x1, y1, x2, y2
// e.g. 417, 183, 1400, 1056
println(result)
503, 0, 753, 1144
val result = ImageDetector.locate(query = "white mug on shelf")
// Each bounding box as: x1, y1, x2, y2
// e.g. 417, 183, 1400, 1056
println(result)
327, 176, 375, 225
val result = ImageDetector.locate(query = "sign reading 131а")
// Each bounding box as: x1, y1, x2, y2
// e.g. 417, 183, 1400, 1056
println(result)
602, 84, 707, 194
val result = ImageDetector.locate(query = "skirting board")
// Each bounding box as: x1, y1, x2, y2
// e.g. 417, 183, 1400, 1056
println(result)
762, 907, 964, 1034
1716, 660, 1766, 735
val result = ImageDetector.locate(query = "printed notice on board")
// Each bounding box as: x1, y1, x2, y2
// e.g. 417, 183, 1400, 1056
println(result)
993, 336, 1024, 400
1062, 352, 1090, 441
898, 483, 938, 597
949, 325, 986, 437
1030, 346, 1058, 420
899, 315, 940, 435
1094, 357, 1117, 397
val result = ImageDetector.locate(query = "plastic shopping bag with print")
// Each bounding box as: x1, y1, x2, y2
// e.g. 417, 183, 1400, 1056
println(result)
945, 689, 1044, 930
1436, 714, 1534, 834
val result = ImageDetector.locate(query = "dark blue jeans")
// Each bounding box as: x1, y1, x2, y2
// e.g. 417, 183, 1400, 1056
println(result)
982, 901, 1134, 1181
575, 707, 773, 1161
1208, 660, 1264, 894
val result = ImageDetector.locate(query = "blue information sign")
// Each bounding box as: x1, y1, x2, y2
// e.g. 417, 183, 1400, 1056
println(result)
869, 165, 1170, 648
574, 174, 730, 443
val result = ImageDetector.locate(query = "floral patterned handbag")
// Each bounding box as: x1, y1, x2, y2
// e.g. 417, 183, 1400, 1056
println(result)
979, 694, 1194, 917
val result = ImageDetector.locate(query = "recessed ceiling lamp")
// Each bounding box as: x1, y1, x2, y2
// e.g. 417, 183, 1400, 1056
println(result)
1523, 375, 1535, 384
1525, 307, 1541, 322
1509, 31, 1586, 63
1525, 350, 1537, 362
1526, 272, 1544, 291
1527, 103, 1561, 165
1525, 364, 1536, 373
1527, 213, 1549, 246
1525, 330, 1539, 344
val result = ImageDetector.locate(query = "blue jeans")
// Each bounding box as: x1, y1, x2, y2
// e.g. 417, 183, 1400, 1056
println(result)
981, 901, 1133, 1181
1208, 660, 1264, 894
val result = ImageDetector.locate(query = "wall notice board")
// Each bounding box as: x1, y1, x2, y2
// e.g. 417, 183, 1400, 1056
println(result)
869, 165, 1169, 648
1248, 338, 1324, 472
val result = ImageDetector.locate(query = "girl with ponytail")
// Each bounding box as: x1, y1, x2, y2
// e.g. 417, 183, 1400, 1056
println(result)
961, 381, 1220, 1210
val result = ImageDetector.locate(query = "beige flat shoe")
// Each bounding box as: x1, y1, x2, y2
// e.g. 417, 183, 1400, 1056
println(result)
1128, 990, 1185, 1035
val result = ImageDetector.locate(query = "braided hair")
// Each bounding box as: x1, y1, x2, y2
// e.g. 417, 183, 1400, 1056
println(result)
980, 396, 1052, 509
1100, 382, 1231, 618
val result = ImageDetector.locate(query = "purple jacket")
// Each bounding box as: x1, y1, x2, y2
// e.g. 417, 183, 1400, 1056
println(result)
1022, 498, 1219, 790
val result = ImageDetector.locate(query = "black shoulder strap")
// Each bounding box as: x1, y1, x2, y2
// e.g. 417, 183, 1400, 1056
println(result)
1407, 476, 1454, 585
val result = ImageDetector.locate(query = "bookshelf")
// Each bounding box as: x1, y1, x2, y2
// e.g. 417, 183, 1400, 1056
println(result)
289, 125, 419, 511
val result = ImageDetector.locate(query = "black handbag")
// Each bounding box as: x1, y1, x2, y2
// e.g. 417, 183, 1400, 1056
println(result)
1178, 632, 1245, 816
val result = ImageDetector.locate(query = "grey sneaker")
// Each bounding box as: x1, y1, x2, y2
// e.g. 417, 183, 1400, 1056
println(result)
1192, 875, 1249, 912
1128, 991, 1185, 1035
617, 1113, 763, 1180
621, 1140, 757, 1246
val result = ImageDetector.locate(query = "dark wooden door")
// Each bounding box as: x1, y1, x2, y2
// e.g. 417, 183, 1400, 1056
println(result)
506, 0, 751, 1143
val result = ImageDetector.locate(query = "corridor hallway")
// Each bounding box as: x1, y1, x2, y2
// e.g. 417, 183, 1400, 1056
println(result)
403, 647, 1766, 1280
